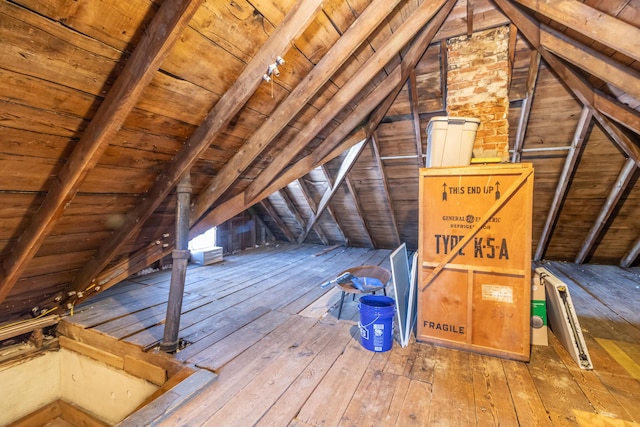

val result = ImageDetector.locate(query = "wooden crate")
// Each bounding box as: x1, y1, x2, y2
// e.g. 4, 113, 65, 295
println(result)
417, 163, 534, 361
190, 247, 223, 265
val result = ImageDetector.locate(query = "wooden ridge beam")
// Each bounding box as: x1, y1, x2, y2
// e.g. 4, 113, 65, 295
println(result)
575, 158, 637, 264
70, 0, 323, 290
534, 106, 592, 261
243, 0, 453, 204
512, 0, 640, 63
0, 0, 202, 303
188, 0, 403, 225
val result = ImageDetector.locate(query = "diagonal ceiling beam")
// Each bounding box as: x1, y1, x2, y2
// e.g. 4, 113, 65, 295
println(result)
297, 140, 367, 243
260, 198, 295, 243
575, 158, 637, 264
295, 178, 336, 245
495, 0, 640, 136
540, 25, 640, 102
494, 0, 640, 161
512, 0, 640, 63
371, 132, 402, 247
189, 0, 403, 225
280, 188, 328, 245
70, 0, 323, 290
621, 236, 640, 268
511, 50, 540, 163
408, 70, 425, 166
496, 0, 640, 265
243, 0, 454, 204
533, 106, 592, 261
345, 174, 376, 248
191, 0, 456, 237
0, 0, 203, 303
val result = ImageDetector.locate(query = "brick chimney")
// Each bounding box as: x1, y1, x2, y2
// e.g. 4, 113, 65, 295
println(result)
446, 26, 510, 160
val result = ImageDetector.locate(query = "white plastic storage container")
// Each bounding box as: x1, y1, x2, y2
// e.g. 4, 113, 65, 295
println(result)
426, 116, 480, 167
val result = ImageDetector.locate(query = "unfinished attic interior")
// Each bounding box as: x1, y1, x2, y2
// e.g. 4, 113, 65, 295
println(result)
1, 0, 640, 425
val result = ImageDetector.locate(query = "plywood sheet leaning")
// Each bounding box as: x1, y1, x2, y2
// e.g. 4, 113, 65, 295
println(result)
417, 163, 534, 361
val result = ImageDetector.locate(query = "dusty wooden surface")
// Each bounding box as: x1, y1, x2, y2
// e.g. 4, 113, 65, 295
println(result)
55, 243, 640, 426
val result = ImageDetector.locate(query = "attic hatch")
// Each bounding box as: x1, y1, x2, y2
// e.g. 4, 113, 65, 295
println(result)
0, 317, 215, 426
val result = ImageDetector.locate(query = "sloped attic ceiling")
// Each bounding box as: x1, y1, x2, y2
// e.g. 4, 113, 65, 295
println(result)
0, 0, 639, 322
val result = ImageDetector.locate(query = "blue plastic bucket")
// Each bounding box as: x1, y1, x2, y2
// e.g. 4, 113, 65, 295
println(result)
358, 295, 395, 352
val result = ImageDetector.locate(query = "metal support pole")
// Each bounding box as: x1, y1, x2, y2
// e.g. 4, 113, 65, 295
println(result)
160, 173, 191, 352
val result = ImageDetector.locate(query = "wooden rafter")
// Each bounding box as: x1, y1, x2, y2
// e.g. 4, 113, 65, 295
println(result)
190, 0, 456, 236
69, 0, 323, 290
508, 23, 518, 89
621, 236, 640, 268
467, 0, 474, 36
0, 0, 202, 303
540, 25, 640, 102
280, 188, 328, 245
248, 207, 276, 242
297, 177, 345, 244
371, 133, 402, 247
297, 140, 367, 244
188, 0, 403, 225
408, 70, 424, 166
494, 0, 640, 136
345, 175, 375, 248
575, 158, 637, 264
533, 106, 592, 261
260, 198, 295, 243
496, 0, 640, 265
511, 50, 540, 163
244, 0, 452, 204
512, 0, 640, 63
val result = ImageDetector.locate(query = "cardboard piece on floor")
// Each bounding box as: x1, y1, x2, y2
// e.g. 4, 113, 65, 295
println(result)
535, 267, 593, 369
531, 271, 548, 346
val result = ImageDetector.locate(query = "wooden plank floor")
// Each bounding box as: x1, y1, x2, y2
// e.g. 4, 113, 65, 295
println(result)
61, 244, 640, 426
